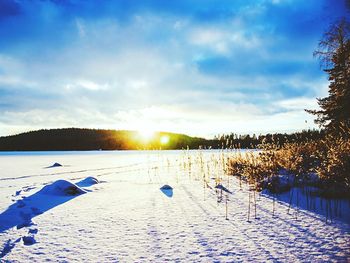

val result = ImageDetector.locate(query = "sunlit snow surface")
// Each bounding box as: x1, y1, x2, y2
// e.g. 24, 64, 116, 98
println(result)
0, 150, 349, 262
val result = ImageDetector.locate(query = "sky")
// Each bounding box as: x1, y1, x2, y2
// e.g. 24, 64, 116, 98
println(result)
0, 0, 349, 138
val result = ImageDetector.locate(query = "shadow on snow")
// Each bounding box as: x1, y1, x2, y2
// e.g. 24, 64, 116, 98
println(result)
0, 178, 99, 233
160, 185, 173, 198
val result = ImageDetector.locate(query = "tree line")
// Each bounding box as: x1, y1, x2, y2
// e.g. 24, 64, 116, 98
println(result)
0, 128, 325, 151
0, 128, 208, 151
213, 129, 324, 149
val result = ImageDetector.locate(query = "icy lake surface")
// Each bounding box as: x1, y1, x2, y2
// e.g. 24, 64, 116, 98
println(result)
0, 150, 349, 262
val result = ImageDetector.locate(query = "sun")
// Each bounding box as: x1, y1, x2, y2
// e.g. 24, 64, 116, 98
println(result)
137, 127, 155, 141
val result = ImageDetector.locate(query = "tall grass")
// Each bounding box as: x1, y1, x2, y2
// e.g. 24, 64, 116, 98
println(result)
228, 133, 350, 198
155, 134, 349, 223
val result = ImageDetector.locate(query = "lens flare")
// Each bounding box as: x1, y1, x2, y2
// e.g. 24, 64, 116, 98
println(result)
160, 135, 169, 145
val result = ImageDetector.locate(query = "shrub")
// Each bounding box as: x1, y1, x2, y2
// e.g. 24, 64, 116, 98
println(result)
228, 133, 350, 197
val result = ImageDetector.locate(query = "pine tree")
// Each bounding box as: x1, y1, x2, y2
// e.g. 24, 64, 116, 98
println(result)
306, 19, 350, 135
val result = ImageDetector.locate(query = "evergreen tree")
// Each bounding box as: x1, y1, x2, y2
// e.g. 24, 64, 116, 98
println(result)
306, 18, 350, 135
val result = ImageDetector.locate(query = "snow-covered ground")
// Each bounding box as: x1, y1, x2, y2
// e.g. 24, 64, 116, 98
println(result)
0, 150, 349, 262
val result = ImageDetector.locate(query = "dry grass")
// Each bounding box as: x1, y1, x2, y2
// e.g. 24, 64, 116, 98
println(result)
228, 134, 350, 198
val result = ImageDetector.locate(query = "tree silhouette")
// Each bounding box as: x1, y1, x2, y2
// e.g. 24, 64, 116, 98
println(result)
306, 18, 350, 135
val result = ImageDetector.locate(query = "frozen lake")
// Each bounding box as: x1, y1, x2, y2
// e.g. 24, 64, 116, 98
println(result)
0, 150, 350, 262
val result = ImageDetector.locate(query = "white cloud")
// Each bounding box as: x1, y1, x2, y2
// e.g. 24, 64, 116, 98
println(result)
0, 11, 324, 137
65, 79, 109, 91
189, 27, 259, 55
277, 97, 319, 111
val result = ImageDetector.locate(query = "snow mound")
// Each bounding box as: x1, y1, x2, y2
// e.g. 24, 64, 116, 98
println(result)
38, 180, 87, 196
160, 185, 173, 190
46, 162, 63, 168
76, 177, 99, 187
160, 185, 173, 197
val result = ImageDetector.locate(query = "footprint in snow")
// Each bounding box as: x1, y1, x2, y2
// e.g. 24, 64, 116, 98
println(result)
22, 229, 39, 246
13, 190, 22, 197
0, 177, 101, 259
17, 211, 35, 229
0, 238, 21, 258
28, 228, 38, 234
23, 186, 36, 192
17, 220, 34, 230
30, 207, 43, 215
19, 211, 31, 221
17, 200, 26, 208
22, 236, 36, 246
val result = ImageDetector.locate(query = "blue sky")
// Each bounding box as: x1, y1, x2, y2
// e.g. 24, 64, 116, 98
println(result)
0, 0, 348, 137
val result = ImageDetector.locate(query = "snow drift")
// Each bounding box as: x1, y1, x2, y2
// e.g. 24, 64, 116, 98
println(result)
76, 177, 99, 188
0, 178, 98, 233
38, 180, 87, 196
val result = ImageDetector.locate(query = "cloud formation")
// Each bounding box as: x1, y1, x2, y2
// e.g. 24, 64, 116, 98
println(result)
0, 0, 348, 137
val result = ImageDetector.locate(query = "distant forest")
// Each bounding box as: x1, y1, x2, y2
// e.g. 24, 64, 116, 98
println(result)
215, 129, 325, 149
0, 129, 205, 151
0, 128, 324, 151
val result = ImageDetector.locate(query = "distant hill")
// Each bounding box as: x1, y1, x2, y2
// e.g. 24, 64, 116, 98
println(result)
0, 128, 324, 151
0, 128, 210, 151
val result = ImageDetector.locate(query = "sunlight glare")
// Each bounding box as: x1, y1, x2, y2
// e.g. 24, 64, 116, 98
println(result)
160, 135, 170, 145
138, 127, 155, 141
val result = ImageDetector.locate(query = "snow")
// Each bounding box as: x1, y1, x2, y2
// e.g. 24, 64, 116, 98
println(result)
76, 177, 99, 188
38, 180, 87, 196
45, 162, 63, 168
0, 150, 349, 262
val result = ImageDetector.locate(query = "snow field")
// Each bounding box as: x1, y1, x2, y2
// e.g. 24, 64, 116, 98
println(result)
0, 150, 349, 262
